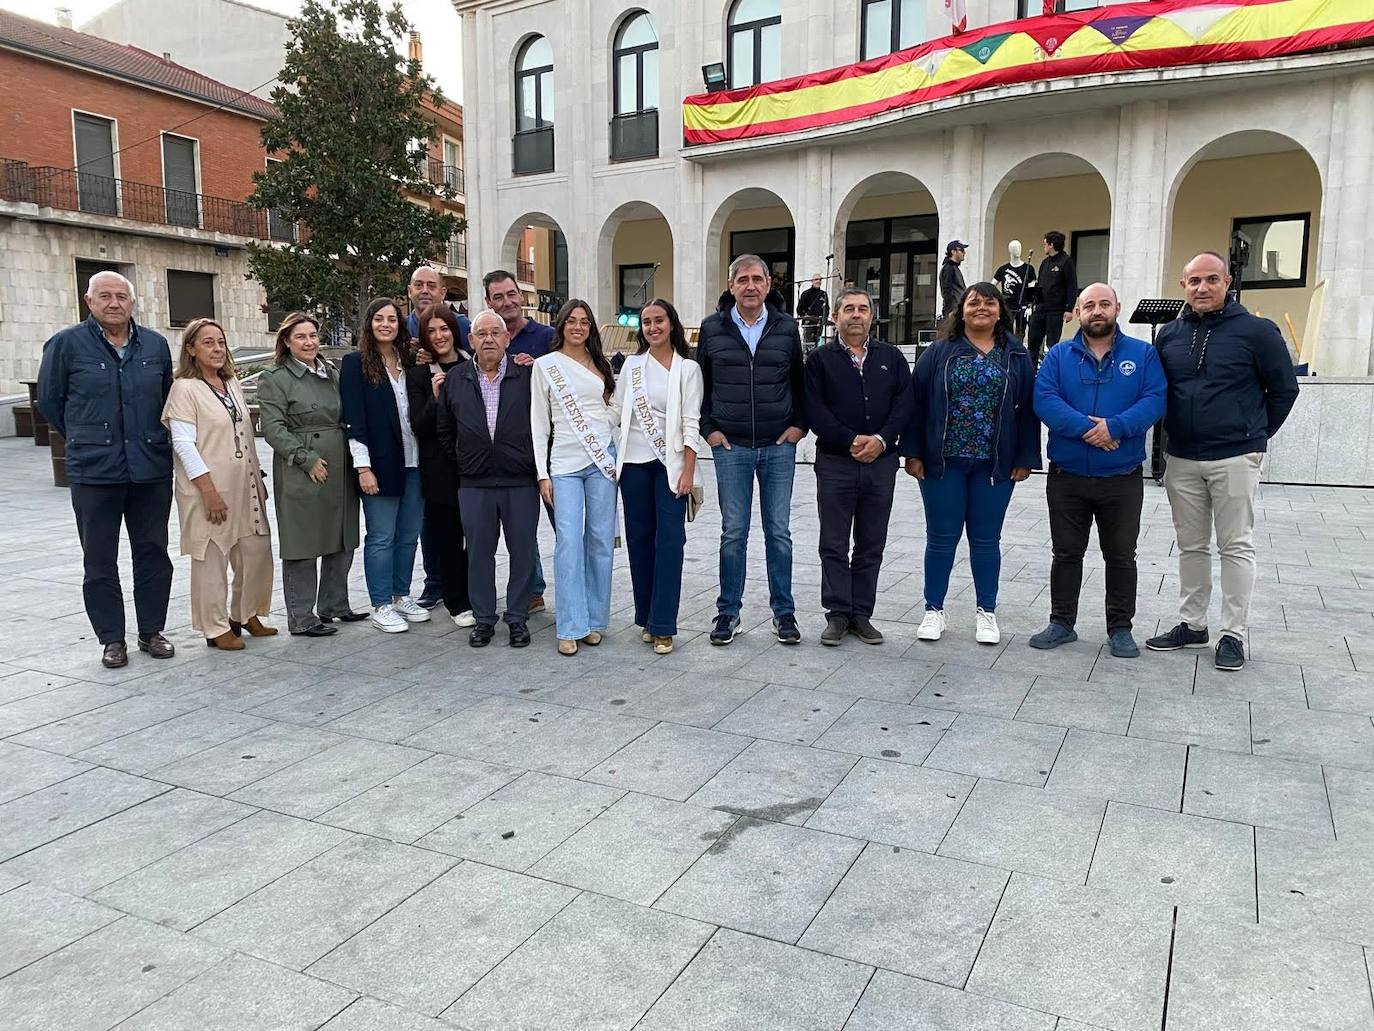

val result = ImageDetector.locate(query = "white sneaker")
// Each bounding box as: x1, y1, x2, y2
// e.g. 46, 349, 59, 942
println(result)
393, 597, 431, 623
917, 609, 946, 641
371, 604, 409, 633
975, 608, 1000, 645
451, 609, 476, 629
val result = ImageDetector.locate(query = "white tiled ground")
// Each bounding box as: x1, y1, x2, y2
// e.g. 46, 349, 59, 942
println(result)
3, 435, 1374, 1031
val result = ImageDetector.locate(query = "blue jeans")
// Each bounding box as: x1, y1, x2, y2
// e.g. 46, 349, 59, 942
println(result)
621, 460, 687, 637
360, 468, 424, 607
918, 456, 1015, 611
713, 441, 796, 619
551, 461, 618, 639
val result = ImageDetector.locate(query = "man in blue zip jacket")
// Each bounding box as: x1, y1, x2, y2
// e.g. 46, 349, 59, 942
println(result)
37, 271, 177, 669
1030, 283, 1166, 658
1146, 252, 1299, 672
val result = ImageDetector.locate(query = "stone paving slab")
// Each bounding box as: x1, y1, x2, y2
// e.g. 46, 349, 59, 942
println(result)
5, 437, 1374, 1029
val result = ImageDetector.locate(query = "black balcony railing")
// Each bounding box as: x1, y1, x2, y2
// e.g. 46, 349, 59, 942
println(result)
516, 258, 536, 283
1, 159, 278, 240
446, 237, 467, 269
513, 126, 555, 175
610, 110, 659, 162
426, 158, 465, 195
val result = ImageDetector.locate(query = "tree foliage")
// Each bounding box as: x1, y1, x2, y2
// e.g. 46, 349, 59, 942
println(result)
246, 0, 463, 328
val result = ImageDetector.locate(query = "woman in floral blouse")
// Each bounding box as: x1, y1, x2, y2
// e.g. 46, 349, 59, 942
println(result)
900, 282, 1042, 645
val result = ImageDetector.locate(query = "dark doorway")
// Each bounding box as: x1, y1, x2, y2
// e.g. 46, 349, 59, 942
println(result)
729, 226, 795, 306
844, 214, 938, 345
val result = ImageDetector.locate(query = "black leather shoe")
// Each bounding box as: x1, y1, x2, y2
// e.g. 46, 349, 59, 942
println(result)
508, 622, 531, 648
820, 616, 848, 647
849, 617, 884, 645
137, 633, 176, 659
321, 611, 369, 623
101, 641, 128, 669
291, 624, 339, 637
470, 623, 495, 647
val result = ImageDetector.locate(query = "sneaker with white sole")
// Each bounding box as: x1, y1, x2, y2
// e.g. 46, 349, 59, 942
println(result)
917, 609, 946, 641
451, 610, 476, 629
393, 597, 431, 623
371, 604, 409, 633
975, 607, 1000, 645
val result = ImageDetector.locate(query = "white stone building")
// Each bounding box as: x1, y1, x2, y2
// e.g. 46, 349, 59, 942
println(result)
455, 0, 1374, 383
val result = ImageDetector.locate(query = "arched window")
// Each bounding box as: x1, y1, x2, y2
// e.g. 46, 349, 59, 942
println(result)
727, 0, 781, 89
515, 36, 554, 131
861, 0, 925, 60
613, 11, 658, 115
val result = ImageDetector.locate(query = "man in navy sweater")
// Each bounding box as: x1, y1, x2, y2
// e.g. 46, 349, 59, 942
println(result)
803, 288, 913, 646
1031, 282, 1166, 658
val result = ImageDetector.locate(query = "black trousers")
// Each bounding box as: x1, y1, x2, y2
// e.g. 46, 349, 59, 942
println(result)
1047, 465, 1144, 633
424, 499, 471, 616
458, 484, 538, 627
815, 451, 897, 620
1027, 307, 1066, 365
69, 480, 174, 644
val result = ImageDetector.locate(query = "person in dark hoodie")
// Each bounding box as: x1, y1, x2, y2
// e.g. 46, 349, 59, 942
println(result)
1146, 251, 1299, 672
1031, 283, 1166, 659
938, 240, 967, 321
699, 254, 807, 647
901, 282, 1041, 647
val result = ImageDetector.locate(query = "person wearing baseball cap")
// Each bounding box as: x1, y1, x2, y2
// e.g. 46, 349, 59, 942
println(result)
940, 240, 969, 322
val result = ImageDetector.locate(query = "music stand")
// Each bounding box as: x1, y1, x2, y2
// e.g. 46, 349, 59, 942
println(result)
1129, 298, 1185, 482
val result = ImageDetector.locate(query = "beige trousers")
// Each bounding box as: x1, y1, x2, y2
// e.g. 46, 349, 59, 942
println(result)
1163, 451, 1263, 639
190, 535, 274, 638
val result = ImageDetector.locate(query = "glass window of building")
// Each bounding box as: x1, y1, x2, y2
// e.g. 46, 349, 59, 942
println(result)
861, 0, 926, 60
516, 36, 554, 131
728, 0, 782, 89
614, 11, 659, 114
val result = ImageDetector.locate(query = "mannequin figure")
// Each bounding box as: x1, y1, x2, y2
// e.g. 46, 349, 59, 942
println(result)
994, 240, 1036, 338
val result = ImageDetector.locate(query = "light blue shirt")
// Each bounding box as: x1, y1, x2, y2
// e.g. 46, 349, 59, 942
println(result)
730, 305, 767, 355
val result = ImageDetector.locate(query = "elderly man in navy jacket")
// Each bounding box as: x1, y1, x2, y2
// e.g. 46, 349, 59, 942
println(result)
1032, 282, 1166, 659
1146, 252, 1299, 672
37, 271, 176, 669
804, 288, 912, 646
698, 254, 807, 646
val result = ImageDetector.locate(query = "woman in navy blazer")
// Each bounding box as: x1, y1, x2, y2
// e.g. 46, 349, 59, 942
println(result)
338, 298, 429, 633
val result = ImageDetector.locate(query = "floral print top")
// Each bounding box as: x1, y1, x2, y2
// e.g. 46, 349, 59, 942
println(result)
943, 347, 1006, 459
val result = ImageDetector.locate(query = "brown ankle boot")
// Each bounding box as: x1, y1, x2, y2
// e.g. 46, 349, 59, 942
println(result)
241, 616, 278, 637
206, 631, 245, 650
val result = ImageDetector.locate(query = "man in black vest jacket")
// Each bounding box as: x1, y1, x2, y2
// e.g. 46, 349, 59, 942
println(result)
437, 310, 538, 648
1027, 230, 1078, 366
804, 288, 913, 646
699, 254, 807, 646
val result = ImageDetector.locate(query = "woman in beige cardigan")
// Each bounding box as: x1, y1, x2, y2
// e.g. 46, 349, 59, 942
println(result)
161, 318, 276, 650
613, 299, 705, 654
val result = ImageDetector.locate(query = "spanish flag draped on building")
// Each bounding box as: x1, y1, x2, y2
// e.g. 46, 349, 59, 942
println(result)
682, 0, 1374, 145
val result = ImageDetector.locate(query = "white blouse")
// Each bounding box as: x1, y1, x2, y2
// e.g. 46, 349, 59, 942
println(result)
530, 355, 618, 479
347, 368, 419, 470
621, 354, 671, 465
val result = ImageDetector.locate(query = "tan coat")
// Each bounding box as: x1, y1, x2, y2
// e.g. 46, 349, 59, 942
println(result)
162, 377, 270, 561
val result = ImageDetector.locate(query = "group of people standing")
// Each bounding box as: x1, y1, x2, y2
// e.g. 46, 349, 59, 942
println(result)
38, 246, 1298, 674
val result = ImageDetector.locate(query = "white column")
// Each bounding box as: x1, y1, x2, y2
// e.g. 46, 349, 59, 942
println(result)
677, 160, 708, 323
1109, 100, 1171, 321
794, 147, 832, 310
461, 10, 497, 288
1314, 73, 1374, 375
941, 125, 985, 278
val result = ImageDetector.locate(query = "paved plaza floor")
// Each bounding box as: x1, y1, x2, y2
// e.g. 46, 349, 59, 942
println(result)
3, 435, 1374, 1030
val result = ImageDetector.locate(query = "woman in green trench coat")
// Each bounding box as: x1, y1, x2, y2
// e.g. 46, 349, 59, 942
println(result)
256, 312, 363, 636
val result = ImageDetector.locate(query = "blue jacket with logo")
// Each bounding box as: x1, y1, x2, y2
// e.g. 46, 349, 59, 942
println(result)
37, 317, 173, 485
1034, 329, 1166, 477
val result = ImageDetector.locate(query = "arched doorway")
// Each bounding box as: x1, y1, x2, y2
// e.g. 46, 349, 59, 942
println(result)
1166, 131, 1322, 355
831, 171, 940, 346
704, 187, 797, 314
501, 212, 568, 315
596, 201, 675, 326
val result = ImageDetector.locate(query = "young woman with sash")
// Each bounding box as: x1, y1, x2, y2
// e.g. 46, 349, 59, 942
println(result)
613, 299, 704, 655
530, 300, 620, 656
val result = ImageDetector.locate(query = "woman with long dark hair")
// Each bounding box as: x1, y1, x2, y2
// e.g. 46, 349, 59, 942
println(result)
613, 299, 703, 655
339, 298, 427, 633
530, 299, 619, 656
902, 282, 1041, 645
406, 304, 474, 628
256, 312, 363, 637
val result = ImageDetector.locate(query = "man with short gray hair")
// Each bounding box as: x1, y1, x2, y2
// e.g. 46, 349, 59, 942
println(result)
37, 271, 176, 669
698, 254, 807, 645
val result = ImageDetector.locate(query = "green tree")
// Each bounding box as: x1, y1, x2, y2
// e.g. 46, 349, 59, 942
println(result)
246, 0, 463, 330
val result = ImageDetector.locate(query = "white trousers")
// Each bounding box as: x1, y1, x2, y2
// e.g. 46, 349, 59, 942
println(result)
1163, 452, 1263, 639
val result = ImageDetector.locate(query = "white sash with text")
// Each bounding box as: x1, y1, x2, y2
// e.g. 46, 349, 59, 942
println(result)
545, 356, 617, 482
